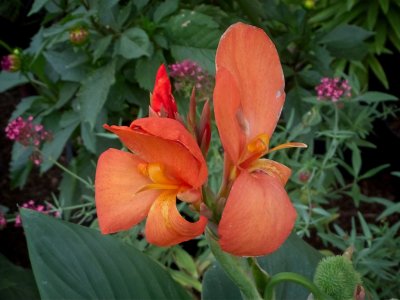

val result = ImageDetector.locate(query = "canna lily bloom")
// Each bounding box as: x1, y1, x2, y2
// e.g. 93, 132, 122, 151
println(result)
95, 117, 208, 246
214, 23, 306, 256
149, 64, 178, 118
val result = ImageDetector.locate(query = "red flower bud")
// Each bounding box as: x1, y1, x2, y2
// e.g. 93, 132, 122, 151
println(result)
150, 64, 178, 119
69, 27, 89, 45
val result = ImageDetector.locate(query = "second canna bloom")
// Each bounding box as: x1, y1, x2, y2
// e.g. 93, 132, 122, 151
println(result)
214, 23, 306, 256
95, 117, 208, 246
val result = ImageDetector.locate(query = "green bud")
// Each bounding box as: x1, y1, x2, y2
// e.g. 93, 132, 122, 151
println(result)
314, 256, 362, 300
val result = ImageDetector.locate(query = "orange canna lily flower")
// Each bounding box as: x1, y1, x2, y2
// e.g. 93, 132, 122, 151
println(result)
150, 64, 178, 118
95, 117, 208, 246
214, 23, 307, 256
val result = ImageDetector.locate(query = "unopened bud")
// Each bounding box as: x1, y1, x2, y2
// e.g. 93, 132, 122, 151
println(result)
314, 256, 362, 300
1, 52, 21, 72
69, 27, 89, 45
299, 171, 310, 182
303, 0, 315, 9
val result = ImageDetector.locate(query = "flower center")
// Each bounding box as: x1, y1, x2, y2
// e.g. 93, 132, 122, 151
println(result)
137, 162, 184, 192
238, 133, 270, 169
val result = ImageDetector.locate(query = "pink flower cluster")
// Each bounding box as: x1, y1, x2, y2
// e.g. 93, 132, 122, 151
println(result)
1, 54, 21, 72
169, 60, 213, 100
5, 116, 51, 165
315, 77, 351, 102
14, 200, 60, 227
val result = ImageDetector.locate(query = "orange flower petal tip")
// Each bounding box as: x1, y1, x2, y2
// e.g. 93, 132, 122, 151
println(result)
218, 172, 296, 256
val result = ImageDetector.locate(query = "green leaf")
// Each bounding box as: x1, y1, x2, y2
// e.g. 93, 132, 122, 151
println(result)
44, 49, 87, 82
78, 61, 116, 129
379, 0, 390, 14
367, 55, 389, 89
133, 0, 149, 11
21, 209, 190, 300
134, 50, 165, 90
366, 1, 379, 30
173, 246, 198, 277
55, 82, 79, 110
319, 25, 373, 60
203, 233, 322, 300
153, 0, 179, 23
353, 92, 397, 103
0, 71, 29, 93
92, 35, 113, 63
28, 0, 49, 16
349, 143, 361, 178
114, 28, 151, 59
10, 142, 33, 189
0, 254, 40, 299
40, 120, 79, 173
166, 10, 222, 74
387, 10, 400, 39
378, 202, 400, 220
359, 164, 390, 180
81, 121, 97, 153
9, 96, 39, 121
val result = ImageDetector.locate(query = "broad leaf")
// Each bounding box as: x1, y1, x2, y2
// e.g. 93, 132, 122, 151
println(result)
153, 0, 179, 23
114, 28, 152, 59
44, 49, 87, 82
134, 50, 165, 90
319, 25, 373, 60
40, 120, 79, 173
21, 209, 191, 300
0, 71, 29, 93
0, 254, 40, 299
166, 10, 222, 74
78, 61, 116, 129
28, 0, 49, 16
202, 233, 323, 300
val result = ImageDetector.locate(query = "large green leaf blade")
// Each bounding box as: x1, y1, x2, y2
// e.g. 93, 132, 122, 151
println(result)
0, 254, 40, 299
202, 233, 322, 300
21, 209, 190, 300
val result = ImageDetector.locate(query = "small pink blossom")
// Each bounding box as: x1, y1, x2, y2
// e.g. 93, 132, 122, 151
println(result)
5, 116, 51, 166
14, 200, 60, 227
315, 77, 352, 102
169, 60, 213, 100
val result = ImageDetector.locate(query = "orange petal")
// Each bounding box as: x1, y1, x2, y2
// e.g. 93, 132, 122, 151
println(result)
95, 149, 159, 234
248, 159, 291, 186
213, 67, 246, 163
104, 118, 207, 188
145, 191, 208, 246
214, 22, 285, 154
218, 172, 296, 256
151, 64, 177, 118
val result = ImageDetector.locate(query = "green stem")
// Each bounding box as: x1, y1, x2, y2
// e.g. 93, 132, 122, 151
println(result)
0, 40, 13, 52
47, 157, 94, 190
205, 229, 263, 300
264, 272, 332, 300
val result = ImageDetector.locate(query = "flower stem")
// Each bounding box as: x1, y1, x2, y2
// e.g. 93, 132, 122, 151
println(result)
205, 229, 263, 300
263, 272, 332, 300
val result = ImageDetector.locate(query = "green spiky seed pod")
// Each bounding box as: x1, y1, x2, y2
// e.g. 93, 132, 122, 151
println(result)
314, 256, 362, 300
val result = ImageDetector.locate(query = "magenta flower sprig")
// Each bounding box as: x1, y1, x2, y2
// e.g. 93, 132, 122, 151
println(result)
5, 116, 52, 165
14, 200, 60, 227
169, 60, 213, 100
315, 77, 351, 102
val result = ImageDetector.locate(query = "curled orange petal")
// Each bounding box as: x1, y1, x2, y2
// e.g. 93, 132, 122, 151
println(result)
104, 117, 207, 188
95, 149, 159, 234
248, 159, 292, 186
145, 191, 208, 246
218, 172, 296, 256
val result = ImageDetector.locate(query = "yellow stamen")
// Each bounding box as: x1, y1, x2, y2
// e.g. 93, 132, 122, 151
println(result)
268, 142, 307, 154
239, 133, 270, 168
